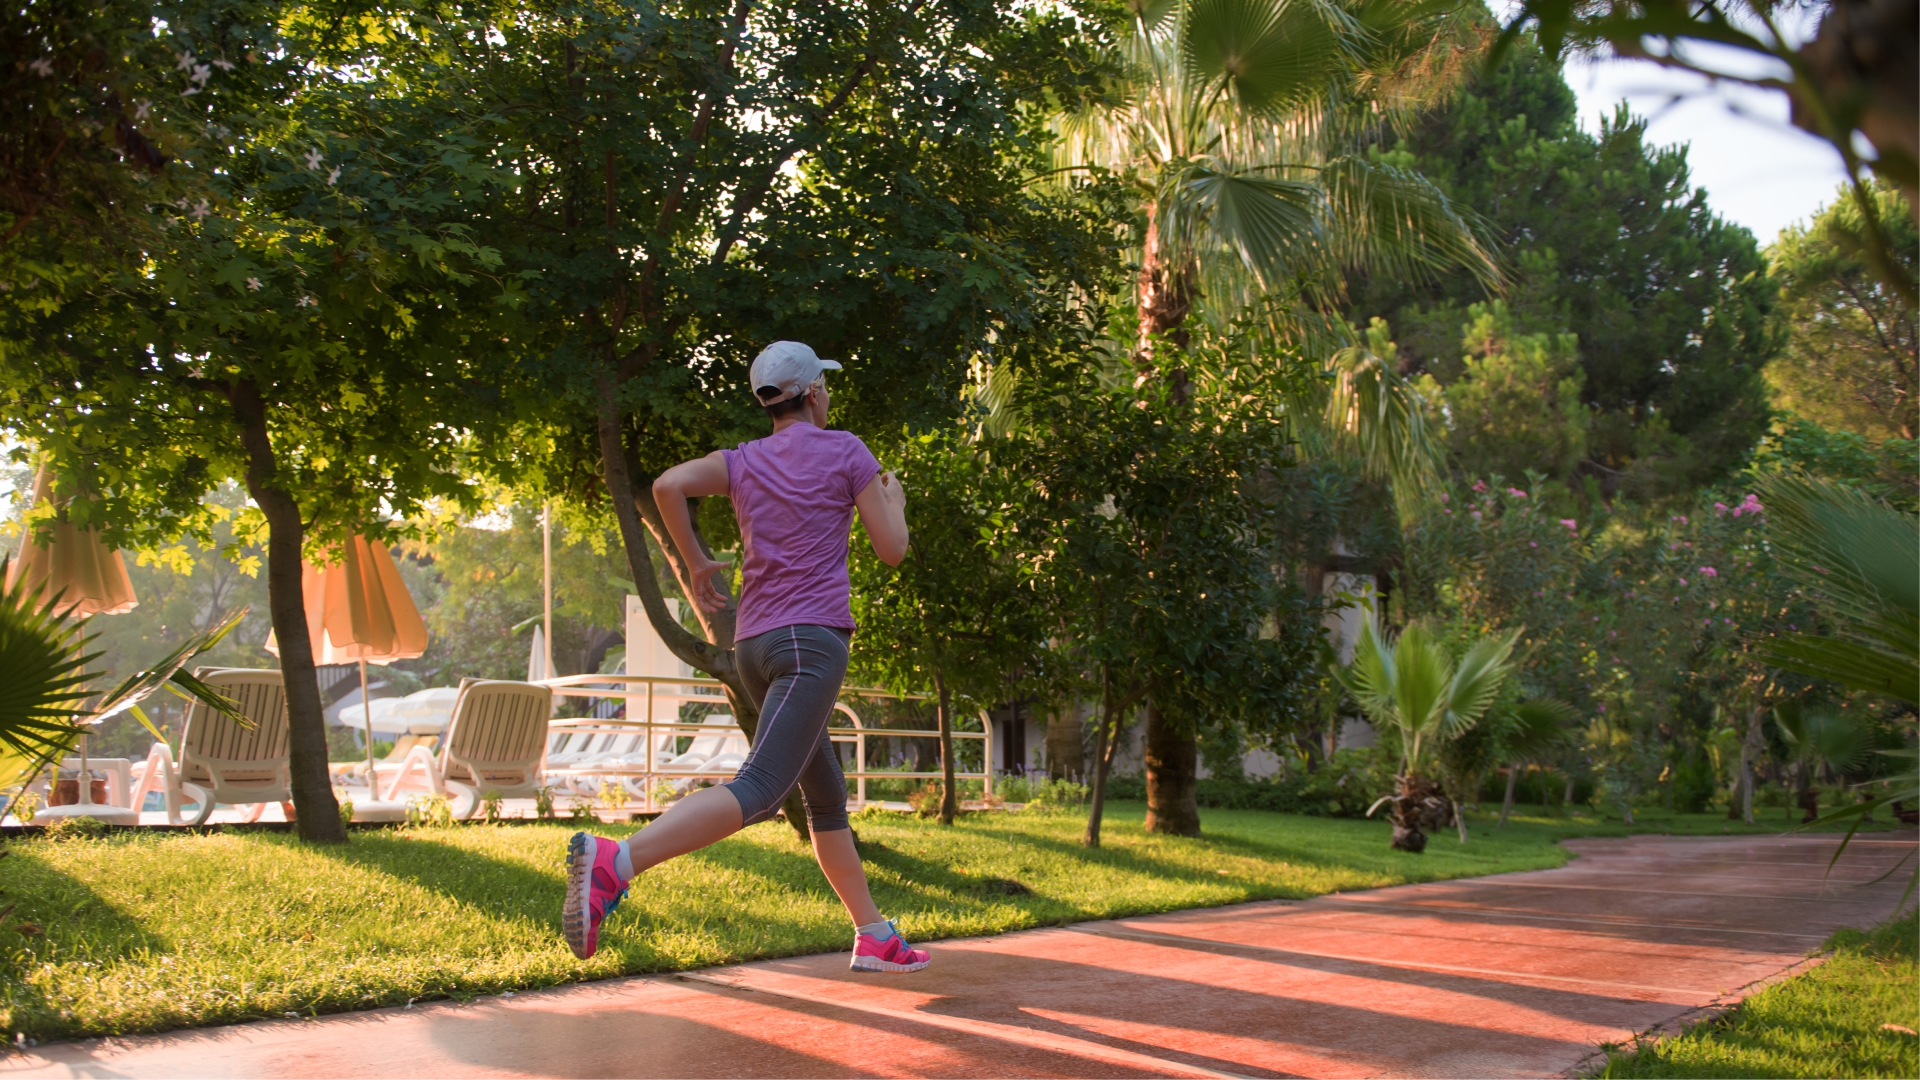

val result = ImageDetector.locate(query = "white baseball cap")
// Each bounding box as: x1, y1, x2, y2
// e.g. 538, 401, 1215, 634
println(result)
750, 341, 841, 405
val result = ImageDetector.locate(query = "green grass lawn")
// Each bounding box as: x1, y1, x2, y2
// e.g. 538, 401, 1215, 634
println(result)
1594, 909, 1920, 1079
0, 801, 1893, 1042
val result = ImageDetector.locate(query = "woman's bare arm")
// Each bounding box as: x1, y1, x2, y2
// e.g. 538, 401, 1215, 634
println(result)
651, 452, 732, 611
854, 472, 909, 566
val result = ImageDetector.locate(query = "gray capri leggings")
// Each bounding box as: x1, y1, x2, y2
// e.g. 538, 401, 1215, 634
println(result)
722, 623, 852, 833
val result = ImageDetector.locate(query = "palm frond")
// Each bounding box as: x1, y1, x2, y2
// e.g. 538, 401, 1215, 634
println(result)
1168, 166, 1323, 288
1757, 473, 1917, 663
1388, 621, 1453, 749
1179, 0, 1356, 118
1760, 634, 1917, 706
1756, 473, 1918, 705
1317, 155, 1501, 291
1322, 342, 1445, 505
1444, 627, 1519, 736
1775, 702, 1875, 775
0, 558, 98, 787
1504, 697, 1579, 759
93, 608, 251, 725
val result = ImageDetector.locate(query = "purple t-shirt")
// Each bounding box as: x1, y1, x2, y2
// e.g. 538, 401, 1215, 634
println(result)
723, 423, 883, 642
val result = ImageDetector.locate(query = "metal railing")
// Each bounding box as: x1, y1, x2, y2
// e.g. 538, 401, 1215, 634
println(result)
534, 672, 992, 813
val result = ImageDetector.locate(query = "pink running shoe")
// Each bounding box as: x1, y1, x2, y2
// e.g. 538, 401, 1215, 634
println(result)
563, 832, 628, 960
850, 921, 930, 973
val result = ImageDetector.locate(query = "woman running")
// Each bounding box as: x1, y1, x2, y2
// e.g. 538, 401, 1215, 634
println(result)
563, 340, 929, 974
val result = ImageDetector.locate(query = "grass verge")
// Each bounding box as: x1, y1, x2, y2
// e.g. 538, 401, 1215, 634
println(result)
1594, 908, 1919, 1079
0, 801, 1892, 1042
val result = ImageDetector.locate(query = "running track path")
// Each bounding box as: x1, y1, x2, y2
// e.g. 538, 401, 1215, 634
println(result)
8, 833, 1914, 1079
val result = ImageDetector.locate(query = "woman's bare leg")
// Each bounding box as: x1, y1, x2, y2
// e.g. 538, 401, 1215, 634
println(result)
620, 785, 744, 874
812, 827, 882, 926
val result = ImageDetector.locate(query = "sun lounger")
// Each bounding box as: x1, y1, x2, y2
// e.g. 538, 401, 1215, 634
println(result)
379, 679, 553, 817
129, 668, 292, 825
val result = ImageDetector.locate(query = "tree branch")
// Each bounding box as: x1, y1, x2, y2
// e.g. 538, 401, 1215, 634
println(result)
707, 0, 927, 269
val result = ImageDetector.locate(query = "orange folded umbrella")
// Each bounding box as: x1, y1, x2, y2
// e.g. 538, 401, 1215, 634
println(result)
5, 465, 137, 617
265, 536, 429, 780
265, 536, 428, 666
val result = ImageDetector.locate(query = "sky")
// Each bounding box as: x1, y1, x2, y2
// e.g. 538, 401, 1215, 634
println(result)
1560, 56, 1851, 246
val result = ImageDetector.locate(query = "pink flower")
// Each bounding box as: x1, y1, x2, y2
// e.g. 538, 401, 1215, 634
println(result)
1560, 518, 1577, 530
1471, 480, 1488, 493
1507, 487, 1528, 498
1699, 566, 1718, 578
1596, 704, 1606, 713
1471, 510, 1482, 520
1439, 493, 1449, 503
1678, 578, 1688, 586
1714, 501, 1729, 515
1529, 541, 1538, 548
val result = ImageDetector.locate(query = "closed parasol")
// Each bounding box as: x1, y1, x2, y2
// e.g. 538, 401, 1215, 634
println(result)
8, 464, 139, 823
265, 536, 428, 781
5, 465, 137, 617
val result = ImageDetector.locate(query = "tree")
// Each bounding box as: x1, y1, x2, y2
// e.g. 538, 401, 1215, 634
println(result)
1436, 301, 1586, 484
849, 422, 1038, 824
1341, 617, 1517, 851
408, 0, 1121, 769
1, 0, 205, 265
1049, 0, 1497, 832
1354, 32, 1781, 498
0, 27, 516, 840
1057, 0, 1496, 366
1768, 182, 1917, 444
1009, 348, 1307, 844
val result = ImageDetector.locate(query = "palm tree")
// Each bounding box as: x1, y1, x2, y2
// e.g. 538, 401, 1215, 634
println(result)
1055, 0, 1499, 371
1775, 701, 1874, 822
1494, 697, 1579, 827
1042, 0, 1498, 833
1339, 616, 1518, 851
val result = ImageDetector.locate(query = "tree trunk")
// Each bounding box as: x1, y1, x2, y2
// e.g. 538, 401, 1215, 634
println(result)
1046, 706, 1084, 781
1083, 672, 1115, 848
228, 378, 343, 843
1728, 744, 1745, 819
1453, 797, 1469, 843
1741, 705, 1763, 826
1563, 773, 1576, 812
1387, 772, 1439, 853
1134, 202, 1194, 364
1499, 764, 1518, 827
1143, 700, 1200, 837
935, 669, 956, 826
595, 385, 735, 681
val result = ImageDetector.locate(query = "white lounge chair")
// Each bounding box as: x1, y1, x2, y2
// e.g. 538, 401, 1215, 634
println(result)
654, 714, 750, 786
566, 732, 649, 794
379, 679, 553, 817
129, 668, 292, 825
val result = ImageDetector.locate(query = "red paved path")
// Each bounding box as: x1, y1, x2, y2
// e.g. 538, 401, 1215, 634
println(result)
7, 833, 1914, 1079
